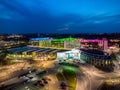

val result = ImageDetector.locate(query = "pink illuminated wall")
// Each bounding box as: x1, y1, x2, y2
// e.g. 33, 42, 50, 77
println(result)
81, 39, 101, 43
80, 38, 108, 51
102, 38, 108, 50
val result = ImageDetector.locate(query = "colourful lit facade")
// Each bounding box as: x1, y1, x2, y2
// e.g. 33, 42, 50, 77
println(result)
57, 49, 112, 67
57, 49, 83, 63
30, 37, 80, 49
52, 37, 80, 49
30, 37, 52, 47
80, 38, 108, 51
30, 37, 108, 50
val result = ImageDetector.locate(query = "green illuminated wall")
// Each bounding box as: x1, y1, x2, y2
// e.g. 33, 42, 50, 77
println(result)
52, 37, 75, 43
51, 37, 76, 48
30, 37, 80, 49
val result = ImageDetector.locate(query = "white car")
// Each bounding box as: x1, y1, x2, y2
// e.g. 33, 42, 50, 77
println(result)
21, 76, 31, 83
25, 86, 30, 90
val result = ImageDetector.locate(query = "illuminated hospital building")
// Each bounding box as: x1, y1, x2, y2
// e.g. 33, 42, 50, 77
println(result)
51, 38, 80, 49
30, 37, 80, 49
30, 37, 52, 47
80, 38, 108, 51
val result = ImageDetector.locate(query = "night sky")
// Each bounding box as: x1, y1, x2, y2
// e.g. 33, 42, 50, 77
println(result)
0, 0, 120, 33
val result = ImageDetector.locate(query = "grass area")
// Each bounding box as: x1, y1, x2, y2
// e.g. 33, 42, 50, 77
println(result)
59, 62, 79, 67
56, 72, 64, 81
63, 68, 77, 90
57, 65, 78, 90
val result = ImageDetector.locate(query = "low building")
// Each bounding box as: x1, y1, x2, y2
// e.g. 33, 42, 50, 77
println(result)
57, 49, 85, 63
30, 37, 52, 47
30, 37, 80, 49
52, 37, 80, 49
80, 38, 108, 51
80, 49, 112, 67
7, 46, 67, 60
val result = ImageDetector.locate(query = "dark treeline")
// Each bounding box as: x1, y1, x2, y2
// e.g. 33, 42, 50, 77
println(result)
1, 33, 120, 39
23, 33, 120, 39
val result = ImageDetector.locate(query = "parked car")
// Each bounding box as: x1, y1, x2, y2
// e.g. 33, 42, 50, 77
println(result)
34, 80, 44, 86
25, 86, 30, 90
39, 80, 44, 86
42, 78, 48, 84
60, 82, 67, 90
36, 71, 47, 75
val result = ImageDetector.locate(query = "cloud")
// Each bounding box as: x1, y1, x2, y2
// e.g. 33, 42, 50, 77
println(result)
57, 27, 69, 31
0, 0, 120, 33
55, 13, 120, 33
0, 3, 25, 20
62, 13, 120, 27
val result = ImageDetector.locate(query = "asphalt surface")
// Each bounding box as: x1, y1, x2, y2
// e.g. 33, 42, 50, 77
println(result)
1, 60, 120, 90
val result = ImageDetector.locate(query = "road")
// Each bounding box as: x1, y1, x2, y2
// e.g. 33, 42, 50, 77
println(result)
1, 60, 120, 90
0, 60, 62, 90
76, 62, 120, 90
76, 64, 113, 90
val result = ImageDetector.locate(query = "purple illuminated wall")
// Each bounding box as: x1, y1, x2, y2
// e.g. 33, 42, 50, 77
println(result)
80, 38, 108, 50
81, 39, 101, 43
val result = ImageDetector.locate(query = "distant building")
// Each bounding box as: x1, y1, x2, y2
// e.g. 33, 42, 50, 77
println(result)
109, 39, 120, 48
7, 34, 24, 38
0, 40, 26, 49
52, 37, 80, 49
80, 38, 108, 51
30, 37, 80, 49
0, 35, 4, 40
30, 37, 52, 47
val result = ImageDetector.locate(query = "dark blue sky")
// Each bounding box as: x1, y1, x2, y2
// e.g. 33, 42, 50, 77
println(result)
0, 0, 120, 33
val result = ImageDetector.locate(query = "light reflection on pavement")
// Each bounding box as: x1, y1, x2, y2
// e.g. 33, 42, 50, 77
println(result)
1, 60, 120, 90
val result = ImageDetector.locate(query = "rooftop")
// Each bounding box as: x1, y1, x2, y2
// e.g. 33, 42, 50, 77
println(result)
30, 37, 52, 41
52, 37, 75, 42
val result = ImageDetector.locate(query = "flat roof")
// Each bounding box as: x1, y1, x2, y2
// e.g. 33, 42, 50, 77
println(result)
52, 37, 75, 42
46, 49, 57, 53
35, 49, 50, 52
42, 49, 52, 53
81, 49, 104, 55
49, 49, 60, 53
30, 37, 52, 41
23, 48, 39, 53
8, 47, 30, 53
57, 50, 70, 52
34, 48, 45, 52
8, 47, 69, 53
